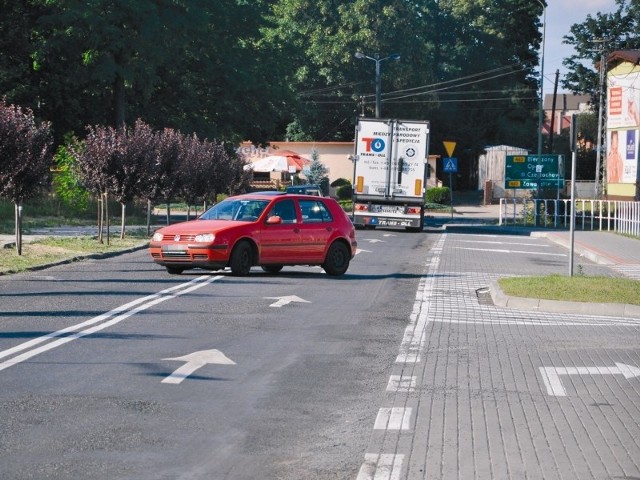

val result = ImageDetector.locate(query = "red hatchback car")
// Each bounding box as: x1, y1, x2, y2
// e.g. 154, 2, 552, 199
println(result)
149, 192, 357, 276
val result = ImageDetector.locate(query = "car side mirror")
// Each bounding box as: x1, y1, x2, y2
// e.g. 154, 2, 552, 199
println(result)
266, 215, 282, 225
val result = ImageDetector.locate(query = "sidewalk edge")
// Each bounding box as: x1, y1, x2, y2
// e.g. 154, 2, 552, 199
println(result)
489, 280, 640, 319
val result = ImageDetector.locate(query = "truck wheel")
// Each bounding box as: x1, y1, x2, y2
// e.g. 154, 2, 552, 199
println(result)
322, 242, 350, 276
230, 241, 252, 276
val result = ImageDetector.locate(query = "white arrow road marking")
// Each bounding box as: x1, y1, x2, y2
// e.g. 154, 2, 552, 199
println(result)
0, 275, 223, 373
356, 248, 371, 255
382, 233, 397, 237
540, 363, 640, 396
264, 295, 311, 308
162, 349, 236, 384
363, 239, 385, 243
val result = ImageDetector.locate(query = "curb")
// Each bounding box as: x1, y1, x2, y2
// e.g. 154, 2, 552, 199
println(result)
489, 280, 640, 319
0, 243, 149, 276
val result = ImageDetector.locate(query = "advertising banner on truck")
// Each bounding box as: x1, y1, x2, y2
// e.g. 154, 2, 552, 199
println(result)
353, 119, 430, 202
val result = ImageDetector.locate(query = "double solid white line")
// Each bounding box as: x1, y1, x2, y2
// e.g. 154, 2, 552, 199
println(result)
0, 275, 222, 373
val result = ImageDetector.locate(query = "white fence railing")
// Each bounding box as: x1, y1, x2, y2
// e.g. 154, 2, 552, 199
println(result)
499, 198, 640, 237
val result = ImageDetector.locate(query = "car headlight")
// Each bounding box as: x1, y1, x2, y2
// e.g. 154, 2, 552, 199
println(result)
195, 233, 215, 243
152, 232, 163, 242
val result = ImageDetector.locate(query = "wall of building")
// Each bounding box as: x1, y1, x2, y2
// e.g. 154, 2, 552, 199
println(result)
607, 62, 640, 200
238, 142, 354, 184
239, 141, 441, 189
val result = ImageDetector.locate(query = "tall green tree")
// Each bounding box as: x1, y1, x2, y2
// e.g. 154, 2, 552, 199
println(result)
266, 0, 541, 187
1, 0, 293, 145
562, 0, 637, 98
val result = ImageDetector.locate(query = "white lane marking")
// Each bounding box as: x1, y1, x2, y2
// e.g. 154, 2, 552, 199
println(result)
357, 453, 404, 480
264, 295, 311, 308
395, 236, 444, 364
0, 275, 223, 372
432, 317, 640, 327
374, 408, 412, 431
539, 363, 640, 396
356, 248, 372, 255
386, 375, 416, 392
454, 247, 566, 257
162, 349, 236, 384
363, 239, 385, 243
459, 234, 540, 239
458, 240, 550, 247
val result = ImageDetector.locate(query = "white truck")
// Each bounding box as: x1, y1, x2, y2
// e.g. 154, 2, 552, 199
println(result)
351, 118, 431, 231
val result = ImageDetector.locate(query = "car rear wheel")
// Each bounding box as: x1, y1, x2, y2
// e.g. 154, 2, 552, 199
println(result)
322, 242, 350, 276
230, 241, 253, 276
261, 265, 283, 273
166, 266, 184, 275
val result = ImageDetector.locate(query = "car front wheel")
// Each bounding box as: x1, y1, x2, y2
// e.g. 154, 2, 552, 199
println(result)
230, 241, 253, 276
322, 242, 350, 276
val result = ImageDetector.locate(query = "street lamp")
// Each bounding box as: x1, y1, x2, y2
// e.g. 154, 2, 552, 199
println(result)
355, 52, 401, 118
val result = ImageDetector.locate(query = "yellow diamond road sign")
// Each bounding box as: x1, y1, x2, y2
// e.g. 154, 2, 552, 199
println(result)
443, 141, 456, 157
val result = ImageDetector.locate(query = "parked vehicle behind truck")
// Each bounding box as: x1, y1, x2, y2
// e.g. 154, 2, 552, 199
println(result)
351, 118, 431, 231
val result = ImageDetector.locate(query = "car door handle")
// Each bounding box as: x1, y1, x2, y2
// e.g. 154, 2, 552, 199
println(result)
326, 227, 333, 232
293, 228, 300, 233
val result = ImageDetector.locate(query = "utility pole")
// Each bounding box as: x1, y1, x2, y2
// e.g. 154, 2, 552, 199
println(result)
594, 39, 607, 198
549, 69, 560, 153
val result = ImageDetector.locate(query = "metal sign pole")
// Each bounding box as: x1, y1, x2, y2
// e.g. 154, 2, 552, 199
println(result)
569, 115, 577, 276
449, 171, 454, 219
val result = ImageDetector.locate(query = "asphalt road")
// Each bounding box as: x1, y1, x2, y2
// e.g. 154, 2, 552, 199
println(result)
0, 229, 433, 479
1, 228, 638, 480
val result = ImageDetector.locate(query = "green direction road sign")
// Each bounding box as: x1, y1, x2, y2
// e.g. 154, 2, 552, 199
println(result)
505, 154, 564, 189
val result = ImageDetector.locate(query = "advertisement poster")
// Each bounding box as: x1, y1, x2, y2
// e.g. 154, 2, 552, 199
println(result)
608, 129, 639, 184
624, 130, 638, 183
608, 72, 640, 129
607, 130, 623, 183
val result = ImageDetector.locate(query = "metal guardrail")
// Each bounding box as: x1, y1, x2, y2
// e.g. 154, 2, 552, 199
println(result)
499, 198, 640, 237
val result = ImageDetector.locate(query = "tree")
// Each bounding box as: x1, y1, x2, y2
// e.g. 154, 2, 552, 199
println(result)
0, 100, 53, 255
305, 148, 329, 193
562, 0, 636, 98
72, 124, 119, 243
110, 120, 157, 239
53, 135, 90, 213
177, 135, 221, 219
265, 0, 542, 172
151, 128, 184, 226
0, 0, 293, 146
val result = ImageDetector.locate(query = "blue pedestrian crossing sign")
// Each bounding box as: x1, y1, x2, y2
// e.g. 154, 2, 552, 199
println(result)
443, 157, 458, 173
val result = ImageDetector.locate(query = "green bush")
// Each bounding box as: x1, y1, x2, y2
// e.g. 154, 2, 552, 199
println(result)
331, 177, 351, 187
425, 187, 450, 205
336, 184, 352, 200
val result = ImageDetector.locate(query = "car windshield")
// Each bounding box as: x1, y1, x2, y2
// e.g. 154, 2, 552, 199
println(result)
199, 198, 270, 221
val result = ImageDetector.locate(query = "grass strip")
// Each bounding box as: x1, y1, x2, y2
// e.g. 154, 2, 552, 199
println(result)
498, 274, 640, 306
1, 236, 148, 275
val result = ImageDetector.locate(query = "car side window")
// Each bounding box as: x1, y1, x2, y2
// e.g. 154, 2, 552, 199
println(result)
267, 199, 297, 224
300, 200, 333, 223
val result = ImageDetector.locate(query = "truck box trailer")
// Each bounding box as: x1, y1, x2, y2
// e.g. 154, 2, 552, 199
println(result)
351, 118, 430, 231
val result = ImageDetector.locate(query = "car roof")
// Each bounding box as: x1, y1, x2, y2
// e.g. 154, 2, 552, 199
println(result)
231, 192, 329, 201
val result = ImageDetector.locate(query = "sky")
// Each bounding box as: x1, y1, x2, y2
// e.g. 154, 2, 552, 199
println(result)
542, 0, 618, 95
